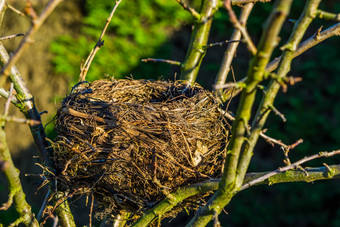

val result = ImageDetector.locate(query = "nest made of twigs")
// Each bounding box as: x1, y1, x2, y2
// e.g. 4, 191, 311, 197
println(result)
52, 79, 228, 217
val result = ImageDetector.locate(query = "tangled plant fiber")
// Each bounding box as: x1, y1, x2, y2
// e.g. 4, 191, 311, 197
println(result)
53, 79, 228, 216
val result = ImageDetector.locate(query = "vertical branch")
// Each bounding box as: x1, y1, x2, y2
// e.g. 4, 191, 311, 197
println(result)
235, 0, 323, 188
0, 128, 39, 226
214, 3, 254, 100
220, 0, 292, 193
0, 2, 38, 226
186, 1, 293, 226
0, 43, 53, 168
79, 0, 122, 82
180, 0, 219, 85
0, 0, 6, 26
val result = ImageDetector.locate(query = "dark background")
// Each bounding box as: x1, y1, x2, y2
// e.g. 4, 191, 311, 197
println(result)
0, 0, 339, 226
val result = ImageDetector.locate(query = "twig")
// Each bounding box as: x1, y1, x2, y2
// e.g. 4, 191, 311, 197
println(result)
214, 3, 253, 99
231, 0, 271, 5
0, 0, 63, 85
0, 88, 21, 108
89, 193, 94, 227
220, 108, 300, 153
268, 104, 286, 122
3, 83, 13, 115
175, 0, 200, 20
224, 0, 257, 55
316, 9, 340, 22
0, 115, 41, 126
213, 80, 246, 90
6, 2, 25, 16
226, 23, 340, 95
79, 0, 122, 82
0, 33, 25, 41
141, 58, 182, 66
205, 39, 242, 48
241, 149, 340, 190
213, 210, 221, 227
260, 130, 303, 150
266, 22, 340, 72
38, 189, 51, 221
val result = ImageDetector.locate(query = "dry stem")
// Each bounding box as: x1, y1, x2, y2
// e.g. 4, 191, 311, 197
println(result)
79, 0, 122, 82
225, 0, 257, 55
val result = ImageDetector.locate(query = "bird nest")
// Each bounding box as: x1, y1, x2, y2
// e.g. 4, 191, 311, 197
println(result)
52, 79, 228, 217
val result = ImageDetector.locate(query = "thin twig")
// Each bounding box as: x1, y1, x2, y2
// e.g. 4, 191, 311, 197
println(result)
225, 0, 257, 55
205, 39, 242, 48
260, 130, 303, 149
213, 80, 246, 89
141, 58, 182, 66
0, 33, 25, 41
224, 23, 340, 95
175, 0, 200, 20
241, 149, 340, 190
0, 0, 63, 85
231, 0, 271, 5
38, 189, 51, 221
266, 22, 340, 72
268, 104, 286, 122
0, 115, 41, 126
6, 3, 25, 16
89, 193, 94, 227
316, 9, 340, 22
3, 83, 13, 115
0, 88, 21, 107
79, 0, 122, 82
214, 3, 253, 98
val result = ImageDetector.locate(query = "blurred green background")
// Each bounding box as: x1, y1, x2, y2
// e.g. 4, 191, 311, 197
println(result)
1, 0, 339, 226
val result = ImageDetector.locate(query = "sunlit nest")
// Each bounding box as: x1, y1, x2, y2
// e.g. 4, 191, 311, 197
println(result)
52, 79, 229, 219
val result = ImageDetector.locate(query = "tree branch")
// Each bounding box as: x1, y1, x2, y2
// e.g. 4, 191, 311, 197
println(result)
0, 33, 25, 41
241, 149, 340, 190
266, 22, 340, 72
141, 58, 182, 66
225, 0, 257, 55
175, 0, 200, 20
236, 0, 322, 193
214, 3, 253, 100
187, 1, 294, 224
231, 0, 271, 5
0, 127, 39, 226
180, 0, 219, 85
79, 0, 122, 82
0, 0, 63, 86
0, 1, 76, 225
316, 9, 340, 22
133, 160, 340, 227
